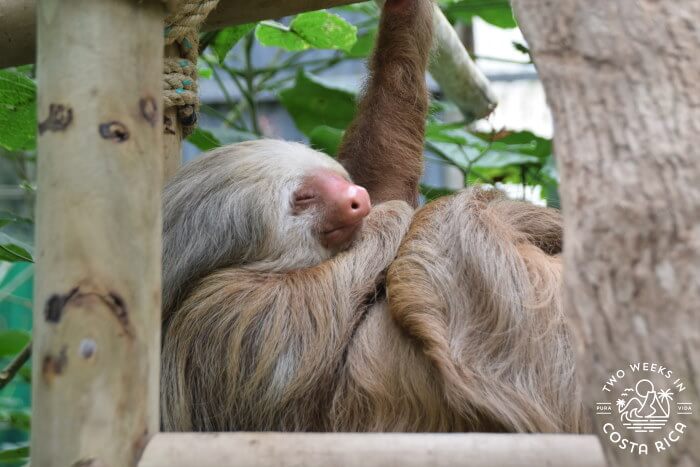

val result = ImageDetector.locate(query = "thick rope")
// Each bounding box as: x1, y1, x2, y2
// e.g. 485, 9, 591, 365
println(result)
163, 0, 219, 136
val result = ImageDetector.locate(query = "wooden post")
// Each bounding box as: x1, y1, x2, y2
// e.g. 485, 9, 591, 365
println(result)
511, 1, 700, 466
32, 0, 164, 465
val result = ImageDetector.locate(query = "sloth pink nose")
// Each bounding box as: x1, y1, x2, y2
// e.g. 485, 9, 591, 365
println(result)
314, 171, 372, 249
334, 183, 371, 224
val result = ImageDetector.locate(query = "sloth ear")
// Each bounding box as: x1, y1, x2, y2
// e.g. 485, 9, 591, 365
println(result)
387, 188, 581, 433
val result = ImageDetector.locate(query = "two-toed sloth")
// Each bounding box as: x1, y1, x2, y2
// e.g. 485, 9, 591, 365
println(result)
161, 0, 584, 433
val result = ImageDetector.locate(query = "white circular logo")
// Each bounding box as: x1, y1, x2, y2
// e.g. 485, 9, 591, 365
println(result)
595, 362, 693, 455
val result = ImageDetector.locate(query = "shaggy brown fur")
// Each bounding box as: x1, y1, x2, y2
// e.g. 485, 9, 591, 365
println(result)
160, 0, 584, 433
161, 190, 582, 432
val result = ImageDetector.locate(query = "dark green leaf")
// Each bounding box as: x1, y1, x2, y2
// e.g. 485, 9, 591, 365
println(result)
512, 41, 530, 55
279, 70, 357, 135
0, 243, 33, 263
0, 330, 30, 357
476, 130, 552, 160
255, 21, 309, 51
0, 444, 29, 462
18, 365, 31, 383
309, 125, 344, 156
0, 211, 33, 230
187, 128, 222, 151
0, 409, 31, 431
443, 0, 516, 29
213, 23, 256, 63
291, 11, 357, 52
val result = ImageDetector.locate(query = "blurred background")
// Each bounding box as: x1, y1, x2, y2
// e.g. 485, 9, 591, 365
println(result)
0, 1, 555, 463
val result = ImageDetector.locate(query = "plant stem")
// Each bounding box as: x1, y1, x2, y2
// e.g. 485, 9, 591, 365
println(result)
0, 341, 31, 389
243, 34, 261, 135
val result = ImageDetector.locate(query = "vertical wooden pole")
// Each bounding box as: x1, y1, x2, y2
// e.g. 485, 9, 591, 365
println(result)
33, 0, 164, 465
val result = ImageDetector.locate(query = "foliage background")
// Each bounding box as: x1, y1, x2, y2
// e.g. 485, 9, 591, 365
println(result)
0, 1, 555, 464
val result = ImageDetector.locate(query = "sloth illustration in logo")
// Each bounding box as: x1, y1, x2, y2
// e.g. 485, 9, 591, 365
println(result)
617, 379, 673, 431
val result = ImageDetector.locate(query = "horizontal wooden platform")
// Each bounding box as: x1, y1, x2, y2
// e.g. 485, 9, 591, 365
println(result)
138, 432, 607, 467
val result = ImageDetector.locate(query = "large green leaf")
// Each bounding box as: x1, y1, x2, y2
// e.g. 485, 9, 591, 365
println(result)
213, 23, 256, 63
442, 0, 516, 29
291, 11, 357, 52
309, 125, 344, 156
256, 11, 357, 52
279, 70, 357, 135
0, 70, 37, 151
0, 330, 30, 357
255, 21, 309, 51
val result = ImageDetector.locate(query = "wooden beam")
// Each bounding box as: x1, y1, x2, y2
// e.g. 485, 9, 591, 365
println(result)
0, 0, 357, 68
31, 0, 164, 465
138, 433, 607, 467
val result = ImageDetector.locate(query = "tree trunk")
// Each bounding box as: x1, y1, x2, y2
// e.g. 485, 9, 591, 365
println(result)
510, 1, 700, 466
32, 0, 164, 465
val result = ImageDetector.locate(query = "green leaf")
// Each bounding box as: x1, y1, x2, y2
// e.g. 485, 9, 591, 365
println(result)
291, 11, 357, 52
198, 67, 213, 79
0, 70, 37, 151
420, 184, 456, 202
443, 0, 516, 29
0, 409, 31, 431
213, 23, 256, 63
279, 70, 357, 135
0, 330, 30, 357
0, 70, 34, 105
512, 41, 530, 56
0, 211, 33, 230
471, 150, 539, 169
187, 128, 222, 151
0, 443, 29, 462
484, 130, 552, 160
346, 27, 377, 58
0, 243, 33, 263
309, 125, 344, 156
426, 122, 489, 148
255, 21, 309, 51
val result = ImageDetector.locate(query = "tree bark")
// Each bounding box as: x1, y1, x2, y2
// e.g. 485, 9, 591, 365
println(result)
32, 0, 164, 465
511, 1, 700, 467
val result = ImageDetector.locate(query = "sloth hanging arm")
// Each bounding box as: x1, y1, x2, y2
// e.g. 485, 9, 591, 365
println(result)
337, 0, 434, 208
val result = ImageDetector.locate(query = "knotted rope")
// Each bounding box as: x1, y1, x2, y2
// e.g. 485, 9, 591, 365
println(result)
163, 0, 219, 136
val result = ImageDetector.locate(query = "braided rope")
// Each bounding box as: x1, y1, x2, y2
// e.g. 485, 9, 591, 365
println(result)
163, 0, 219, 135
